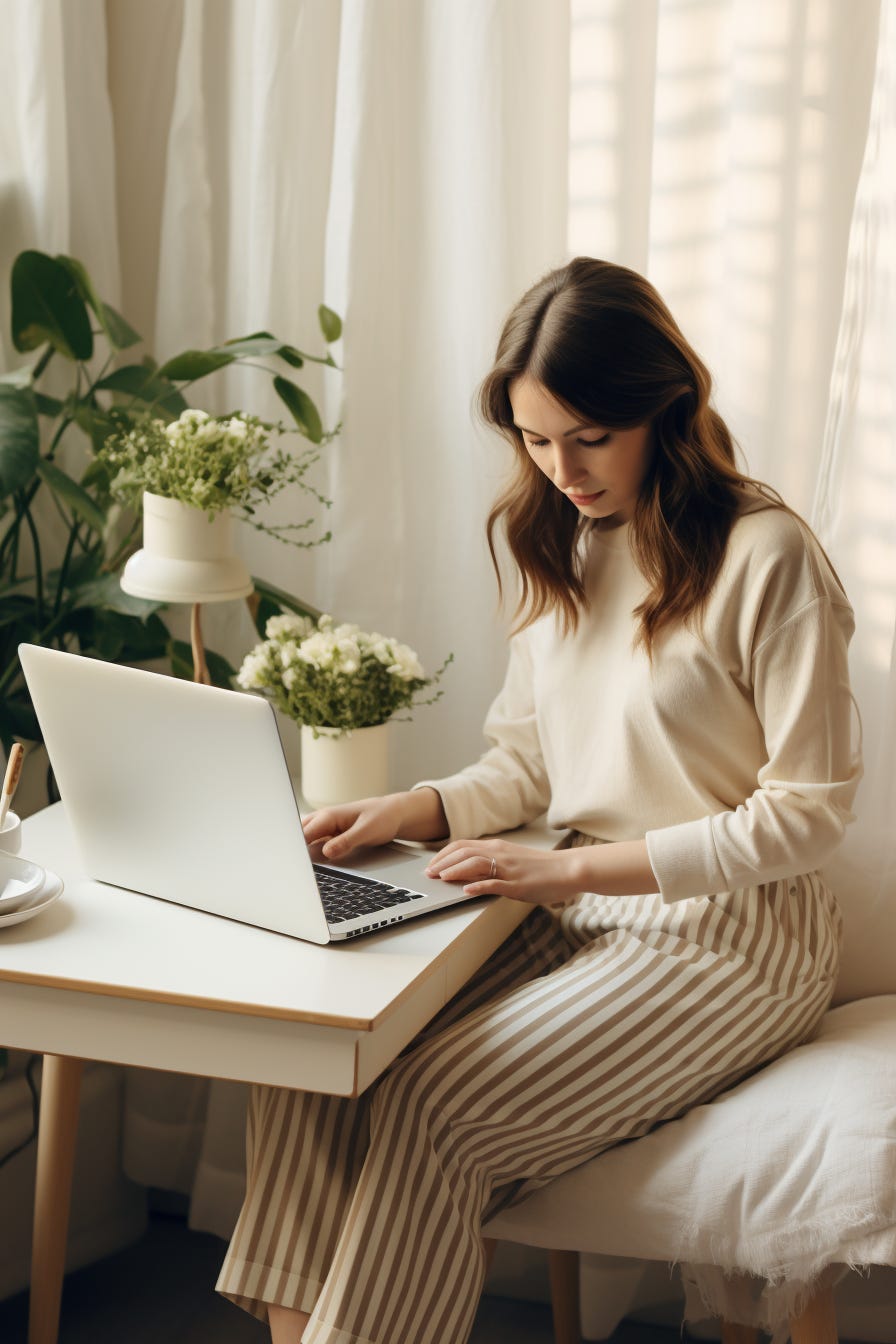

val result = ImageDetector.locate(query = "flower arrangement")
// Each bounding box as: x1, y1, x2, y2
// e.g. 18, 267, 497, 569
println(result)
237, 612, 452, 735
96, 407, 330, 548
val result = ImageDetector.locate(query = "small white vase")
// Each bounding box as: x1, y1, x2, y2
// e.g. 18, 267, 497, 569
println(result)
300, 722, 390, 810
120, 491, 253, 603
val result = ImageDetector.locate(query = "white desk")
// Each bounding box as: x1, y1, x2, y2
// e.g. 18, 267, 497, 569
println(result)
0, 803, 560, 1344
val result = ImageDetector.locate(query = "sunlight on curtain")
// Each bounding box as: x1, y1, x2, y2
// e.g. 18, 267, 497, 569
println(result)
813, 0, 896, 1005
569, 0, 881, 514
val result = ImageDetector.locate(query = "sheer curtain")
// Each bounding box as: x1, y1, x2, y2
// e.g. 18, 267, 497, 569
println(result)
811, 0, 896, 1006
2, 0, 895, 1332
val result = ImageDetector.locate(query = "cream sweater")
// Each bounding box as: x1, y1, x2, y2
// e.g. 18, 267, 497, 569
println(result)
417, 500, 862, 903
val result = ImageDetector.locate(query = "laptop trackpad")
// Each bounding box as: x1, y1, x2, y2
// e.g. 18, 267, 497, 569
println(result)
322, 842, 451, 898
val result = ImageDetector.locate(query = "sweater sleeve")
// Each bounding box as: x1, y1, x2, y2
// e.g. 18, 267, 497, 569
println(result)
645, 595, 862, 902
412, 633, 551, 838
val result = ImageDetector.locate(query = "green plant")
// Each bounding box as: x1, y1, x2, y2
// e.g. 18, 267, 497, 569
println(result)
237, 612, 453, 735
0, 249, 340, 754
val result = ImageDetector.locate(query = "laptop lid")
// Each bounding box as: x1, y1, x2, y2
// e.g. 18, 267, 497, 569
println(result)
18, 644, 331, 944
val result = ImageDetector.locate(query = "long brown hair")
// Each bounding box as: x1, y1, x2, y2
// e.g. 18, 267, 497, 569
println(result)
479, 257, 791, 652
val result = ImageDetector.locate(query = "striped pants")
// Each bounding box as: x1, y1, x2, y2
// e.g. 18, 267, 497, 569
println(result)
217, 855, 841, 1344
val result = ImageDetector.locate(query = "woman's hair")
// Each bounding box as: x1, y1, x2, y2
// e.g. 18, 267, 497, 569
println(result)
479, 256, 792, 653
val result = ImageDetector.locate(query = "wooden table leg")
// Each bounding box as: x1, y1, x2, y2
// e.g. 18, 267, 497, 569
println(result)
548, 1249, 581, 1344
29, 1055, 84, 1344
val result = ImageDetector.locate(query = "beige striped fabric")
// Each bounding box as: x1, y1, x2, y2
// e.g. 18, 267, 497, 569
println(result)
217, 842, 841, 1344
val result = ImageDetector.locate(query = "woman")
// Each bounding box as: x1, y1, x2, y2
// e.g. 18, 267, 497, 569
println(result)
218, 257, 861, 1344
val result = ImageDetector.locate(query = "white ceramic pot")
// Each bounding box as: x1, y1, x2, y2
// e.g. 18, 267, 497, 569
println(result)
120, 491, 253, 603
300, 722, 390, 810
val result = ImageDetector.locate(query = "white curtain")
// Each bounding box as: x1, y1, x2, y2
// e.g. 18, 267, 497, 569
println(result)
811, 0, 896, 1006
3, 0, 896, 1333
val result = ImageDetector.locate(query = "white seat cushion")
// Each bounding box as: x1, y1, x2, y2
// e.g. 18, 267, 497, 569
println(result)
485, 995, 896, 1333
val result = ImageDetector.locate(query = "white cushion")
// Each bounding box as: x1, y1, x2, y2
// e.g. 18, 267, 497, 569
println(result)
485, 996, 896, 1332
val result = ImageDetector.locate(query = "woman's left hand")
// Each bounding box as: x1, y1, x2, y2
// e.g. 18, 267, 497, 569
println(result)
425, 839, 582, 907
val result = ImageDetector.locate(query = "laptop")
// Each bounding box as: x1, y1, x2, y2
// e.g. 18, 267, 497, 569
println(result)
18, 643, 483, 944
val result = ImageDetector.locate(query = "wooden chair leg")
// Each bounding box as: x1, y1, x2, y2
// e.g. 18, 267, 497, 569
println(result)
548, 1249, 581, 1344
789, 1280, 838, 1344
720, 1325, 759, 1344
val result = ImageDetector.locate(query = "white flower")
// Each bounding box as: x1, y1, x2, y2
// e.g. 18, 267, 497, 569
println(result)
369, 638, 393, 665
236, 611, 443, 734
296, 632, 337, 668
236, 650, 270, 689
266, 613, 313, 641
387, 642, 425, 681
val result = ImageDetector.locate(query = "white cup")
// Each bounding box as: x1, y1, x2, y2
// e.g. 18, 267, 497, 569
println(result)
0, 812, 22, 856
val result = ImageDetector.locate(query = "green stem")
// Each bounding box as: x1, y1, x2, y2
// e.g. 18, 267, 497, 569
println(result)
18, 497, 44, 628
32, 345, 54, 380
0, 590, 87, 700
101, 516, 141, 573
5, 516, 22, 580
80, 351, 116, 401
54, 523, 80, 617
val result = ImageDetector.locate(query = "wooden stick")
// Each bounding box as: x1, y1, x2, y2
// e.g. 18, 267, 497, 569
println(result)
0, 741, 24, 829
190, 603, 211, 685
548, 1249, 581, 1344
790, 1280, 838, 1344
720, 1324, 759, 1343
29, 1055, 85, 1344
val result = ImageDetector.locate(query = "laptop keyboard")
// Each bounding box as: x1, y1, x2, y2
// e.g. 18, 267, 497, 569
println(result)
312, 864, 425, 926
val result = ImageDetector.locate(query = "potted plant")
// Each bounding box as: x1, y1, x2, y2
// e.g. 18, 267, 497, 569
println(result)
96, 406, 330, 604
0, 248, 339, 782
237, 612, 452, 807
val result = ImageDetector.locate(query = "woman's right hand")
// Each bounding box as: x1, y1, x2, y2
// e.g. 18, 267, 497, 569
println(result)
302, 787, 449, 862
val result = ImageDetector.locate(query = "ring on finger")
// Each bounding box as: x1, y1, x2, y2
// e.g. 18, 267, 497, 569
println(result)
488, 857, 498, 879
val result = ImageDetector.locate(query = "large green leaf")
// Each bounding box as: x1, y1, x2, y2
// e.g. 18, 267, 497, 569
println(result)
11, 251, 93, 360
56, 255, 141, 351
273, 376, 322, 443
86, 609, 170, 663
36, 458, 106, 533
0, 385, 40, 498
157, 349, 235, 381
214, 333, 304, 369
72, 573, 165, 618
278, 346, 305, 369
318, 304, 342, 343
100, 303, 141, 350
94, 363, 188, 417
34, 392, 65, 417
216, 333, 281, 356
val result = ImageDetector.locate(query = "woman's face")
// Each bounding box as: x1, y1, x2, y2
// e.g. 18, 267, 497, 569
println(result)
509, 376, 654, 524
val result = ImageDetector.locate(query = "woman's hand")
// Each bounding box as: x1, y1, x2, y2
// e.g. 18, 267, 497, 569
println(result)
424, 839, 584, 907
425, 835, 659, 903
303, 787, 449, 862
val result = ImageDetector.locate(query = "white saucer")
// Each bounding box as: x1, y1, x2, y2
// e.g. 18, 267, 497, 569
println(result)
0, 869, 64, 928
0, 852, 46, 910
